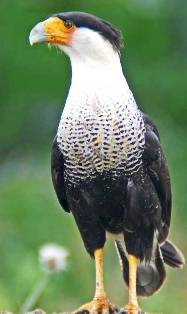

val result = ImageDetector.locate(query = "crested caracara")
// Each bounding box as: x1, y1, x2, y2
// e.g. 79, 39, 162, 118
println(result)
29, 12, 185, 314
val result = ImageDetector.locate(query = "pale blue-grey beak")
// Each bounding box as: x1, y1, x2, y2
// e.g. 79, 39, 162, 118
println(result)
29, 21, 46, 46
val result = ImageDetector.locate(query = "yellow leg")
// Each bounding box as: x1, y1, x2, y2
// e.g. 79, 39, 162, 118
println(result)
74, 248, 117, 313
125, 254, 140, 313
94, 248, 106, 299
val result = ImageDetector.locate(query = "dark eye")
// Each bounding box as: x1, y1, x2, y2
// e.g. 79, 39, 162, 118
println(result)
64, 20, 73, 29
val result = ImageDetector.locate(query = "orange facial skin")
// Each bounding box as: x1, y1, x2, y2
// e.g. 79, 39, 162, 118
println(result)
43, 17, 76, 45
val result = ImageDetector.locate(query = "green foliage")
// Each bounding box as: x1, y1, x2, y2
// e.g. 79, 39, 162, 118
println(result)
0, 0, 186, 313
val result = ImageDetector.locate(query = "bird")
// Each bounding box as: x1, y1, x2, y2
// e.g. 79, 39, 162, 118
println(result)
29, 12, 185, 314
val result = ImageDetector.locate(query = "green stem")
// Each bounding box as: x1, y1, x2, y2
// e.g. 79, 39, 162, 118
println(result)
21, 272, 50, 314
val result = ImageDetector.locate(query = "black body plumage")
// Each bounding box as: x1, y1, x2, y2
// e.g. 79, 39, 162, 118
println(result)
52, 115, 170, 259
52, 114, 181, 296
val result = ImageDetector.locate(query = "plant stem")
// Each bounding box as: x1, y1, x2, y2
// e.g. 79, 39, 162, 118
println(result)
21, 272, 50, 314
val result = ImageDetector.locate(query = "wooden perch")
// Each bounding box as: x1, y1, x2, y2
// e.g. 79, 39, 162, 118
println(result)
26, 310, 162, 314
0, 309, 163, 314
0, 309, 162, 314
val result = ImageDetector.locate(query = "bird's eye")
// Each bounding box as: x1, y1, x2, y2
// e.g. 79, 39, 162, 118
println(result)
64, 20, 73, 29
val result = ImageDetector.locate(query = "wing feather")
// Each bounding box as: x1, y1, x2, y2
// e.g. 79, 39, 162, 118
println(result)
51, 136, 70, 213
142, 114, 172, 243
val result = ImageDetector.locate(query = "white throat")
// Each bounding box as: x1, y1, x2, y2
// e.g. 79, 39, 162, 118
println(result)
59, 27, 130, 103
66, 50, 131, 114
71, 52, 126, 91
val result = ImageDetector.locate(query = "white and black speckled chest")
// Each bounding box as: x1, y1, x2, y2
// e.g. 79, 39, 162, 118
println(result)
57, 88, 145, 185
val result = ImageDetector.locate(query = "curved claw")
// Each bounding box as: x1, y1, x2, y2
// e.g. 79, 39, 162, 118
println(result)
73, 296, 118, 314
119, 308, 145, 314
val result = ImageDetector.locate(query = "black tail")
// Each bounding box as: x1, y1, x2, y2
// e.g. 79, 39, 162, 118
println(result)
115, 239, 185, 298
160, 240, 185, 269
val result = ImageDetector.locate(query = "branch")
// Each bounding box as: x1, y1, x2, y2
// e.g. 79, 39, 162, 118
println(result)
0, 310, 162, 314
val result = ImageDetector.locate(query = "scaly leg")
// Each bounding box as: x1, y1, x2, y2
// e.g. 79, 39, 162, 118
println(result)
94, 248, 106, 299
74, 248, 117, 314
123, 255, 143, 314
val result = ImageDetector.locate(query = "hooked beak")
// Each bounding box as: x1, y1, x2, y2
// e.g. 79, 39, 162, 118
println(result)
29, 17, 76, 46
29, 21, 46, 46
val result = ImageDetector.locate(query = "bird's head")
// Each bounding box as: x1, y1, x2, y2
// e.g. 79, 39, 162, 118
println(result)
29, 12, 123, 61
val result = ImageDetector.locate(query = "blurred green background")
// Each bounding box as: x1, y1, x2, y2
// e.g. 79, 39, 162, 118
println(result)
0, 0, 187, 313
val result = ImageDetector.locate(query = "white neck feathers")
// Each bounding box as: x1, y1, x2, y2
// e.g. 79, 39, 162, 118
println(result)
59, 28, 129, 94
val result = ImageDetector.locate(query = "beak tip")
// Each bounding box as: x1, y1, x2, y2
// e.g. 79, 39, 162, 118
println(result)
29, 22, 46, 46
29, 35, 34, 46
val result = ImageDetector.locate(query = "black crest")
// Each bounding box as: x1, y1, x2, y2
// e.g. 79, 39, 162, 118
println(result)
52, 11, 123, 51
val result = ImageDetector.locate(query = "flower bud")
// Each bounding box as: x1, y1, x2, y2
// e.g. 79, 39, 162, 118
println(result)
39, 244, 68, 272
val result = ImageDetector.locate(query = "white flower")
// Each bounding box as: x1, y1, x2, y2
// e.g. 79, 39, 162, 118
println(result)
39, 244, 68, 272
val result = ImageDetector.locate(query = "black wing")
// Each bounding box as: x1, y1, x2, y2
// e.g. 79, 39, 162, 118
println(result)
142, 114, 172, 243
51, 136, 70, 213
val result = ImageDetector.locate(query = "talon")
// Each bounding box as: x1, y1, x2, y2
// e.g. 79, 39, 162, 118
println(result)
125, 304, 139, 312
73, 296, 117, 314
119, 304, 144, 314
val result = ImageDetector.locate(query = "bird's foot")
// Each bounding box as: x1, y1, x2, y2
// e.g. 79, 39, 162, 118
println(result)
73, 293, 118, 314
119, 304, 144, 314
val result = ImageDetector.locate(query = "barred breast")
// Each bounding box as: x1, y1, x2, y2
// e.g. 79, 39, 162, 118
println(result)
57, 90, 145, 185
